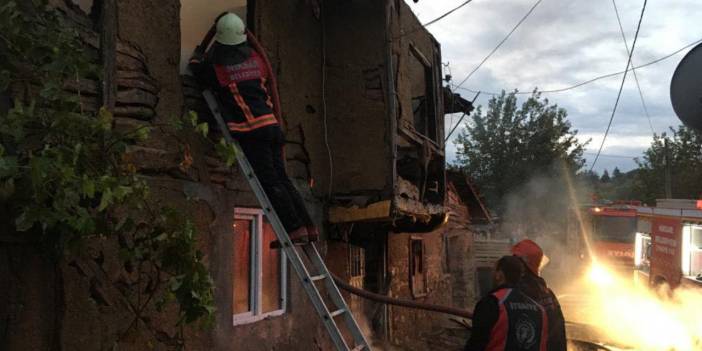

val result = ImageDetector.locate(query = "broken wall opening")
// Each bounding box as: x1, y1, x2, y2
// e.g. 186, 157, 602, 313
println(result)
408, 45, 438, 143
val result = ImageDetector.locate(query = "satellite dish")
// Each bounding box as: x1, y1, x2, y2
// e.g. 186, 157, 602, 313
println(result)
670, 42, 702, 132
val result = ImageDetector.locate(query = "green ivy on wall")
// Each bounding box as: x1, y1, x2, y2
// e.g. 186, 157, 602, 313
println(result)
0, 0, 221, 329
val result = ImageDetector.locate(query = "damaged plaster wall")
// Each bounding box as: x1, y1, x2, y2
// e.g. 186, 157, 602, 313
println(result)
385, 182, 478, 349
322, 1, 391, 196
2, 1, 334, 350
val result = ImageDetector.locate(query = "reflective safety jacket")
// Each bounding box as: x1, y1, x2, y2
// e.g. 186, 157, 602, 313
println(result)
486, 287, 548, 351
465, 286, 548, 351
518, 271, 567, 351
190, 45, 278, 134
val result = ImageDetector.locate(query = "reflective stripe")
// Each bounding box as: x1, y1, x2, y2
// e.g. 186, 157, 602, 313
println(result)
260, 77, 274, 110
226, 113, 278, 132
227, 82, 256, 122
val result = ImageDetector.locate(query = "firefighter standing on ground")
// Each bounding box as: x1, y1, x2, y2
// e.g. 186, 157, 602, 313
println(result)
189, 13, 318, 246
512, 239, 567, 351
465, 255, 548, 351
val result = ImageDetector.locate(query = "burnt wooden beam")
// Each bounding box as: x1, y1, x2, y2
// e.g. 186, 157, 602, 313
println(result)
98, 0, 117, 110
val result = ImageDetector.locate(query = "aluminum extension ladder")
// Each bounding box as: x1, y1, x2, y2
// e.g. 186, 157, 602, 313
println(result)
190, 53, 371, 350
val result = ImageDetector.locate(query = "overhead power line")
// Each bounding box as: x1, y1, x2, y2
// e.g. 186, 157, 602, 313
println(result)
424, 0, 475, 27
612, 0, 655, 136
589, 0, 648, 172
455, 37, 702, 96
445, 0, 544, 141
399, 0, 476, 38
454, 0, 544, 90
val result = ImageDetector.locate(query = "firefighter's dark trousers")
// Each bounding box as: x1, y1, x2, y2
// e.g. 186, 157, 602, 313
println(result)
236, 125, 313, 233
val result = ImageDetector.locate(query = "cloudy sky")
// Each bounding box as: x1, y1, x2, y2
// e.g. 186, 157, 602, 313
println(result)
404, 0, 702, 173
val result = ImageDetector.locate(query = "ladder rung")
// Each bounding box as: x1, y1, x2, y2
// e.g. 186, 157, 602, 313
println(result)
328, 309, 346, 318
309, 274, 326, 282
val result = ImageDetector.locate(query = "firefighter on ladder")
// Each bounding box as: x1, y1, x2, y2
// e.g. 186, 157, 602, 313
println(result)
189, 13, 318, 247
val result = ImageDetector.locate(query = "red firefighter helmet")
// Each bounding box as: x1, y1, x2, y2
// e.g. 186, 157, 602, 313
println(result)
511, 239, 544, 275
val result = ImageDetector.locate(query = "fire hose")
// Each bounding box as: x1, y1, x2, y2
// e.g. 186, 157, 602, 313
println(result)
333, 276, 617, 350
246, 31, 283, 128
331, 273, 473, 320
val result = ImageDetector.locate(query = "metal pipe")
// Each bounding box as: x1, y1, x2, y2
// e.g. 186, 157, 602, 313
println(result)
331, 273, 473, 319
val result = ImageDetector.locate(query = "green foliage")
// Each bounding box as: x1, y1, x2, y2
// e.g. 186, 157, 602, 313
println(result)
577, 126, 702, 205
182, 110, 237, 167
453, 90, 587, 212
634, 126, 702, 203
0, 0, 213, 326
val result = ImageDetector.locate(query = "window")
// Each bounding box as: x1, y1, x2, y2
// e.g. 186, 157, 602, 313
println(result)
409, 238, 427, 297
682, 224, 702, 278
179, 0, 247, 73
348, 245, 365, 282
634, 232, 652, 273
592, 215, 637, 243
408, 45, 438, 142
348, 245, 365, 309
233, 208, 287, 325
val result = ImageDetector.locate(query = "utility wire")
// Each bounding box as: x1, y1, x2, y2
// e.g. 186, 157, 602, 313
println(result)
454, 37, 702, 96
454, 0, 544, 90
590, 0, 648, 172
612, 0, 655, 136
424, 0, 475, 27
398, 0, 476, 38
445, 0, 544, 141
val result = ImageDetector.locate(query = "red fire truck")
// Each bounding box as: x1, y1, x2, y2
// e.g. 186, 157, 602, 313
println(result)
567, 202, 640, 272
634, 199, 702, 289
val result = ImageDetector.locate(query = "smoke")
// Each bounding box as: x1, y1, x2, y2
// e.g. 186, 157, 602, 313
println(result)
497, 164, 592, 289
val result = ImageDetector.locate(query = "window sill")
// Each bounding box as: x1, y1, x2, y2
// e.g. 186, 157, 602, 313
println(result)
232, 310, 286, 326
398, 124, 443, 154
682, 275, 702, 286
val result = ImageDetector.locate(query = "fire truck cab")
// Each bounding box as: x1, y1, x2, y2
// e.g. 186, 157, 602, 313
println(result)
634, 199, 702, 289
567, 202, 640, 273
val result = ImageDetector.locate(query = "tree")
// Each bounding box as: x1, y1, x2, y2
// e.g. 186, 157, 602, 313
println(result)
600, 170, 611, 183
454, 90, 587, 213
612, 167, 623, 180
634, 126, 702, 203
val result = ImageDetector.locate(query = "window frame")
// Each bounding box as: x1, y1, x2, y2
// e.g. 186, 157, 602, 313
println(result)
682, 223, 702, 278
409, 236, 428, 298
232, 208, 287, 326
408, 43, 439, 144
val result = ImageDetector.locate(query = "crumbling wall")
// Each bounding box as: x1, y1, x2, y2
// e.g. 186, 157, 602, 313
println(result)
389, 1, 447, 214
446, 184, 477, 310
322, 1, 391, 196
384, 183, 478, 349
386, 228, 453, 349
